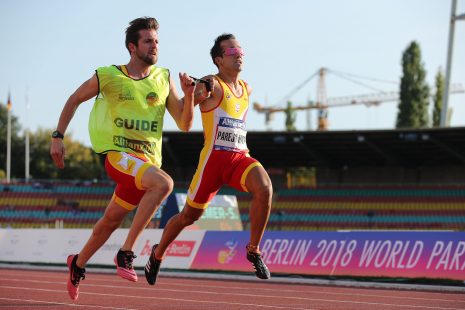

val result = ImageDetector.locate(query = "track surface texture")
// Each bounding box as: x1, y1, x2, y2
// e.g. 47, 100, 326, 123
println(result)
0, 268, 464, 309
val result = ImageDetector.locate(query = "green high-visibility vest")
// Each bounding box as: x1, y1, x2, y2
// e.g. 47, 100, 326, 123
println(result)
89, 65, 170, 167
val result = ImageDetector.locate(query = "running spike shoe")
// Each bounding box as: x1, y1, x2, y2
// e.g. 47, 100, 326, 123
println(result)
247, 250, 270, 280
114, 249, 138, 282
67, 254, 86, 300
145, 244, 162, 285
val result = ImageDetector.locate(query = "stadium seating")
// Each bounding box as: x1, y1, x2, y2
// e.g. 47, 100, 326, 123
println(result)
0, 183, 112, 228
238, 186, 465, 231
1, 183, 464, 231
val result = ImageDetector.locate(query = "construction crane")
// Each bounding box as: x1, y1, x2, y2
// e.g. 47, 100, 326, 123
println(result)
253, 68, 465, 131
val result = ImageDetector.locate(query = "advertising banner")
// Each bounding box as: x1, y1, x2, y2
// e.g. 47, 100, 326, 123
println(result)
129, 229, 205, 269
0, 229, 206, 270
0, 229, 93, 264
190, 231, 465, 280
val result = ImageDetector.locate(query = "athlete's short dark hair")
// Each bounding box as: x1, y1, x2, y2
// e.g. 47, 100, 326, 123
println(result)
210, 33, 236, 68
125, 17, 159, 55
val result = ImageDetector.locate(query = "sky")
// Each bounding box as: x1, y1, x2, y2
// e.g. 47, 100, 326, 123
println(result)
0, 0, 464, 147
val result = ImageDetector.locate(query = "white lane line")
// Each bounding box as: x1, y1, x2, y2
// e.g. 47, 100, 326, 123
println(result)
0, 282, 462, 310
2, 271, 464, 298
0, 297, 136, 309
1, 277, 464, 305
142, 280, 465, 303
0, 286, 315, 310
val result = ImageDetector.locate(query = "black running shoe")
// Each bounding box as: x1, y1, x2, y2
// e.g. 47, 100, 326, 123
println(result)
67, 254, 86, 300
145, 244, 162, 285
114, 249, 138, 282
247, 251, 270, 280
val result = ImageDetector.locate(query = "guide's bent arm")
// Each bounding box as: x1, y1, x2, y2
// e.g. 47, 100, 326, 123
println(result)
166, 73, 196, 132
50, 74, 99, 169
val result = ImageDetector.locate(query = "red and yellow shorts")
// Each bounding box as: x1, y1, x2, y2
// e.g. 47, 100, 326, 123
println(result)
187, 149, 262, 209
105, 151, 153, 210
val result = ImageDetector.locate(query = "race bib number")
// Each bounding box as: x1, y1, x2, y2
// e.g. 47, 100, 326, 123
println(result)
214, 117, 247, 152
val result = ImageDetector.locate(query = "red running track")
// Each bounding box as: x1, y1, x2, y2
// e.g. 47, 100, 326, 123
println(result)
0, 268, 464, 309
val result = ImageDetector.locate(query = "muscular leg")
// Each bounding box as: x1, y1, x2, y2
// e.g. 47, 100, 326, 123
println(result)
121, 165, 173, 251
154, 204, 205, 258
245, 166, 273, 248
76, 200, 130, 268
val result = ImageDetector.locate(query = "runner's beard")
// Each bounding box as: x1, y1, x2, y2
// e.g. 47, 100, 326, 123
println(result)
136, 48, 157, 65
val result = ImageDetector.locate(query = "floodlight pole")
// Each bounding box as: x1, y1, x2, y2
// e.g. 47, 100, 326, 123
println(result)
6, 105, 11, 183
25, 89, 30, 182
441, 0, 465, 127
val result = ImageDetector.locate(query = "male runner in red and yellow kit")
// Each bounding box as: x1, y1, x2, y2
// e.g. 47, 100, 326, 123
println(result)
145, 34, 272, 284
50, 17, 209, 300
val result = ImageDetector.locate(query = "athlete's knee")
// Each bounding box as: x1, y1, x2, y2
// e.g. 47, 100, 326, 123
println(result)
142, 166, 174, 195
160, 176, 174, 196
253, 183, 273, 206
93, 215, 120, 236
104, 214, 124, 231
179, 209, 202, 227
100, 208, 126, 231
179, 213, 195, 227
146, 173, 173, 199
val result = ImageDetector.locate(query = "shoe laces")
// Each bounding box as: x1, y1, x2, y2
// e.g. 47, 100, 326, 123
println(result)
72, 266, 86, 286
123, 252, 137, 269
249, 251, 267, 270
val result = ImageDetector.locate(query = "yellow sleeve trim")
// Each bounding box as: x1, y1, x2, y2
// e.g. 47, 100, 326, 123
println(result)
240, 162, 262, 193
187, 196, 209, 210
135, 162, 152, 190
113, 193, 138, 211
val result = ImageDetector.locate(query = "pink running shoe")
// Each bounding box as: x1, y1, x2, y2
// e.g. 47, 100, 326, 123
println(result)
67, 254, 85, 300
114, 249, 138, 282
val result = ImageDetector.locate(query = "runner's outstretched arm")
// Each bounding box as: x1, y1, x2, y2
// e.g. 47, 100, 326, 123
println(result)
166, 73, 196, 132
50, 74, 99, 169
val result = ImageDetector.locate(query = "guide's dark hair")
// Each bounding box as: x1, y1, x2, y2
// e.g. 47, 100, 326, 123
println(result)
210, 33, 236, 68
125, 17, 159, 55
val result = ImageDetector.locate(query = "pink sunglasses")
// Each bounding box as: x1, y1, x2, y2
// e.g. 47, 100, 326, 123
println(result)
222, 48, 245, 56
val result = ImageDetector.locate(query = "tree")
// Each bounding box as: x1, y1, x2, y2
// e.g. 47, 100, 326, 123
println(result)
29, 128, 102, 180
0, 102, 102, 180
0, 103, 25, 179
396, 41, 430, 128
285, 101, 296, 131
432, 67, 444, 127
